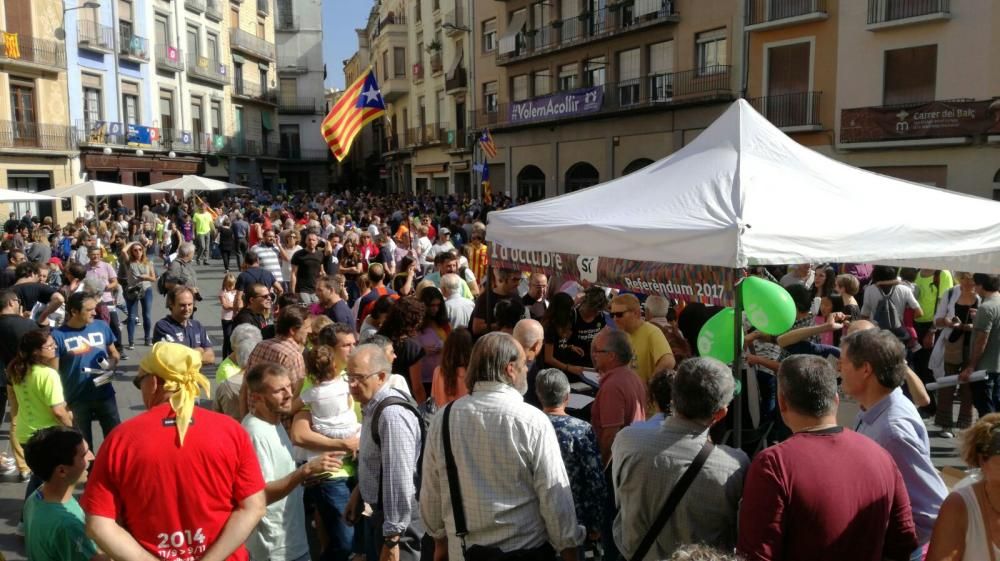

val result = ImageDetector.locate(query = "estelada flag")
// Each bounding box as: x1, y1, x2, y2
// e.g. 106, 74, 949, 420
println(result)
321, 69, 386, 162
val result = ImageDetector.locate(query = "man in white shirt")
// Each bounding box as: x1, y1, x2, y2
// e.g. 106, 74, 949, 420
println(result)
242, 363, 341, 561
442, 273, 474, 329
427, 228, 455, 262
421, 332, 584, 560
415, 225, 433, 273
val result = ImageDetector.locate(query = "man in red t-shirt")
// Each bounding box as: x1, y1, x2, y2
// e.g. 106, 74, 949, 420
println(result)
738, 355, 918, 561
590, 328, 647, 464
81, 342, 266, 561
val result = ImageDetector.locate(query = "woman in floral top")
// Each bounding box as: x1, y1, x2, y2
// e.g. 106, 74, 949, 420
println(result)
534, 368, 607, 538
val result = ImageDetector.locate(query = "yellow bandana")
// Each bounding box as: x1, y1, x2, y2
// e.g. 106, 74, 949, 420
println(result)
139, 342, 211, 445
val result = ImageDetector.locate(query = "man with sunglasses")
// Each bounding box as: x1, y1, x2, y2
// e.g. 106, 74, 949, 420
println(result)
234, 283, 272, 333
609, 294, 675, 384
234, 251, 283, 315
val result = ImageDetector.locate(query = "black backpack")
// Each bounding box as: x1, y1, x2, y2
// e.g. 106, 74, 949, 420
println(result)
370, 391, 427, 496
873, 285, 901, 331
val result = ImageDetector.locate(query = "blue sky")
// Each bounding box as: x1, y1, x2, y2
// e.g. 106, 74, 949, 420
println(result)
322, 2, 373, 90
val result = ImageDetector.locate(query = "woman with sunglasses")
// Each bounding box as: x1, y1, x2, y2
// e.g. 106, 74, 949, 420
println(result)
123, 241, 156, 348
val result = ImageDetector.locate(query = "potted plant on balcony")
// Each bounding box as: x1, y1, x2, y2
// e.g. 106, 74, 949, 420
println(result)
426, 40, 442, 53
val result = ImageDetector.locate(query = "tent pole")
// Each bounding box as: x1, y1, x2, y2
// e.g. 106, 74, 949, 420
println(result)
733, 274, 744, 450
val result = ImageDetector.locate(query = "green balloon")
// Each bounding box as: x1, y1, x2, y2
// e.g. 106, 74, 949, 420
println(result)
742, 276, 797, 335
697, 307, 740, 364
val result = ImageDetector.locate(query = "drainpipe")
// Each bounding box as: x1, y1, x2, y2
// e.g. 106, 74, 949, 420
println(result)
740, 0, 750, 99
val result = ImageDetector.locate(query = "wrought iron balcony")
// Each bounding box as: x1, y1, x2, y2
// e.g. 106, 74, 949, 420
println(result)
119, 32, 149, 62
155, 44, 184, 72
276, 15, 298, 31
278, 96, 318, 114
187, 54, 231, 85
406, 124, 448, 147
229, 27, 276, 61
0, 121, 75, 151
232, 78, 278, 104
279, 147, 331, 160
206, 0, 224, 21
868, 0, 950, 27
0, 30, 66, 71
475, 66, 732, 129
185, 0, 206, 13
746, 0, 828, 30
497, 0, 678, 65
748, 91, 822, 130
78, 20, 115, 53
446, 67, 467, 93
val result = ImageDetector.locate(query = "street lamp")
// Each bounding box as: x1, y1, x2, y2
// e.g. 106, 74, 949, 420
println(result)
441, 23, 471, 33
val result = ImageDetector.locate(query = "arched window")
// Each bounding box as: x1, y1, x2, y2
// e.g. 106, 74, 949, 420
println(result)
565, 162, 599, 193
517, 165, 545, 201
622, 158, 655, 176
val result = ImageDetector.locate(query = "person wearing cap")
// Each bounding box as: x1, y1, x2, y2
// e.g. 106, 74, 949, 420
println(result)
423, 251, 476, 300
427, 227, 455, 263
81, 342, 266, 561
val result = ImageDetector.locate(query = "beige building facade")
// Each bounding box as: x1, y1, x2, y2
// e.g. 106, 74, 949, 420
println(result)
0, 0, 76, 223
475, 0, 742, 200
832, 0, 1000, 199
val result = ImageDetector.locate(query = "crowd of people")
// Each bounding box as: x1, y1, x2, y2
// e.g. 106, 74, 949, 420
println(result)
2, 190, 1000, 561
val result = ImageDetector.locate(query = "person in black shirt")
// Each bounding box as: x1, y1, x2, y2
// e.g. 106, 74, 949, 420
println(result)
233, 282, 271, 334
217, 217, 237, 272
0, 248, 26, 290
0, 290, 39, 427
290, 232, 325, 304
234, 251, 282, 315
12, 261, 63, 324
471, 268, 521, 336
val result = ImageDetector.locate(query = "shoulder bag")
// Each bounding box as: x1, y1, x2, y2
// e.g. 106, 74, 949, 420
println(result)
441, 402, 555, 561
628, 439, 715, 561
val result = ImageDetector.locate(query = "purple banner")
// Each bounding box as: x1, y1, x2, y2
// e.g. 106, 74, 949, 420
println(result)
508, 86, 604, 124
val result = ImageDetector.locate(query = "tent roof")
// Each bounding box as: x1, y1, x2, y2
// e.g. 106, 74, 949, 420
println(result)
487, 99, 1000, 274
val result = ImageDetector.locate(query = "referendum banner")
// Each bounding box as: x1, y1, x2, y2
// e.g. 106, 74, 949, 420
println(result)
490, 242, 735, 306
508, 86, 604, 125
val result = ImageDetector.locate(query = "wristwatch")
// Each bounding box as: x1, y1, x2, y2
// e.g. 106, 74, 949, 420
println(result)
383, 534, 401, 548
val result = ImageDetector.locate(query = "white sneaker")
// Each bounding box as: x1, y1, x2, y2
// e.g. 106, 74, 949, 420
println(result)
15, 521, 24, 537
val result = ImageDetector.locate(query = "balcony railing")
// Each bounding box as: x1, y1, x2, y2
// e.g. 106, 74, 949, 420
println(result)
375, 12, 406, 38
185, 0, 206, 13
406, 124, 447, 147
868, 0, 949, 25
0, 31, 67, 70
748, 92, 822, 129
446, 67, 467, 92
0, 121, 75, 151
276, 15, 299, 31
475, 66, 732, 129
220, 136, 280, 157
448, 128, 471, 151
278, 55, 309, 71
119, 32, 149, 62
278, 96, 318, 113
498, 0, 677, 65
232, 78, 277, 104
279, 147, 331, 160
746, 0, 827, 27
229, 27, 276, 61
187, 54, 231, 85
444, 4, 466, 35
206, 0, 224, 21
155, 44, 184, 72
78, 20, 115, 52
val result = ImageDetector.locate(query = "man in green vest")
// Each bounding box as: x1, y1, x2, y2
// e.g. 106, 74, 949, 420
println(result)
192, 203, 215, 266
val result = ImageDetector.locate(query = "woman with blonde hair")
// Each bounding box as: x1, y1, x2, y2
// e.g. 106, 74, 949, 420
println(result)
123, 241, 156, 349
927, 413, 1000, 560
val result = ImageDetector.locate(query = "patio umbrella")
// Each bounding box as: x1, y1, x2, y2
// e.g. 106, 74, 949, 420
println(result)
146, 175, 247, 195
0, 190, 64, 202
35, 180, 166, 198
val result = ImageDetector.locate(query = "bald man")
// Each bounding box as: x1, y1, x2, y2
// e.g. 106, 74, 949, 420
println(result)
514, 319, 546, 408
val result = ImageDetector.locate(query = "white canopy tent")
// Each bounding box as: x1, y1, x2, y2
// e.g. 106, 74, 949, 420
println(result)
487, 99, 1000, 274
146, 175, 247, 194
0, 190, 63, 203
36, 180, 166, 198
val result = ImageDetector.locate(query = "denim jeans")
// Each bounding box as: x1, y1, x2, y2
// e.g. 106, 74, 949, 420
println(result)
70, 397, 121, 452
108, 308, 124, 354
195, 233, 211, 263
126, 287, 153, 345
305, 477, 355, 561
972, 372, 1000, 419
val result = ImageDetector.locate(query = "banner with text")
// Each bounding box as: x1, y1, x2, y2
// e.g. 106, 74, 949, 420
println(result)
508, 86, 604, 124
490, 243, 734, 306
841, 99, 1000, 143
